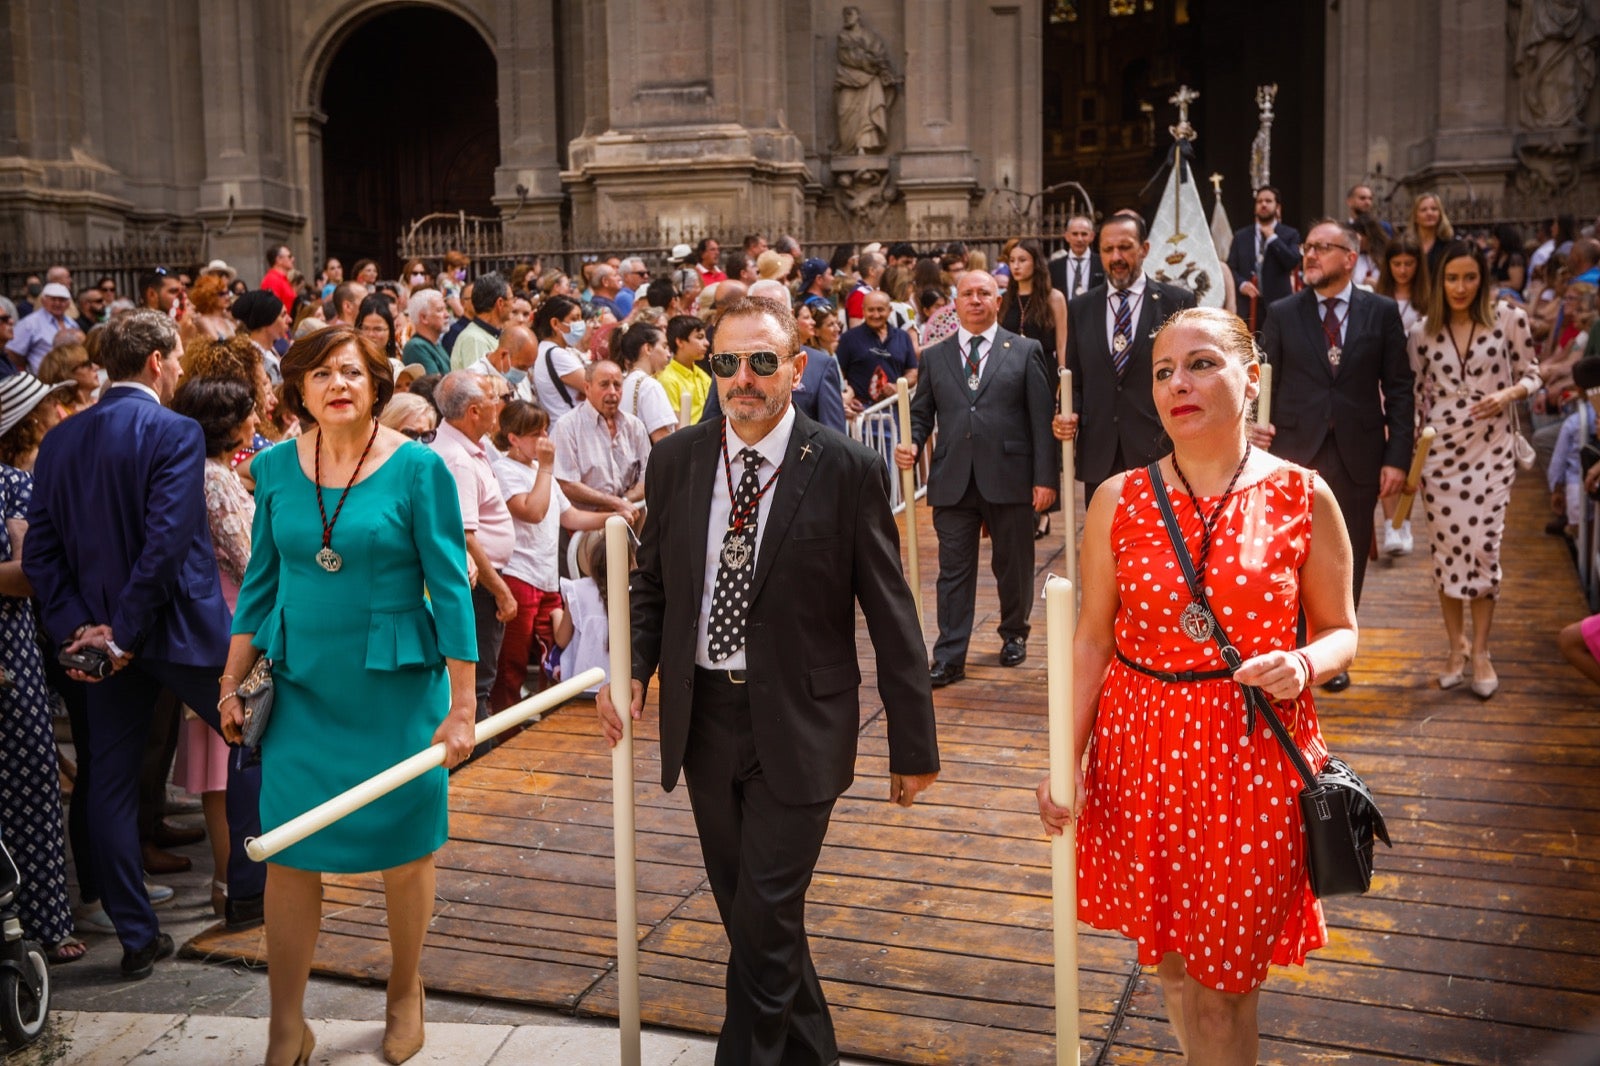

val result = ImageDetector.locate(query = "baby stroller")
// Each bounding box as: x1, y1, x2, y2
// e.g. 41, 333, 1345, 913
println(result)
0, 833, 50, 1050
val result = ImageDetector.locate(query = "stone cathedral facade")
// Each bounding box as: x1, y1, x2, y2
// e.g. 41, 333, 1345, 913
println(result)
1, 0, 1595, 270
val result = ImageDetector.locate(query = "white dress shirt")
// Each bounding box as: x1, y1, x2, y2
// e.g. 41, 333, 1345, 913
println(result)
954, 322, 1000, 384
1103, 274, 1148, 353
696, 404, 796, 669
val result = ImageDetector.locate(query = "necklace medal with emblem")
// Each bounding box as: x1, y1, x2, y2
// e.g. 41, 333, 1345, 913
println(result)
1169, 445, 1252, 643
1111, 332, 1130, 355
313, 420, 381, 573
719, 429, 782, 572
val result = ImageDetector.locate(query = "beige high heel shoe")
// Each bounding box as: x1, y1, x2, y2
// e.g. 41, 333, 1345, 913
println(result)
1438, 644, 1471, 689
382, 979, 425, 1064
266, 1024, 314, 1066
1470, 654, 1498, 700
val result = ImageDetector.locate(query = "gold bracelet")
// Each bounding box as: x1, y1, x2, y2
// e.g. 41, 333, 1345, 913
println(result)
219, 673, 238, 684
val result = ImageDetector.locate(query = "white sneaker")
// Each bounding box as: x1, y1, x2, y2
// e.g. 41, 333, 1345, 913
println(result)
75, 902, 117, 934
145, 881, 174, 905
1383, 521, 1413, 557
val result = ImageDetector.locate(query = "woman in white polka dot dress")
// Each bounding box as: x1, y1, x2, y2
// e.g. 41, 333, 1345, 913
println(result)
1039, 308, 1359, 1064
1407, 241, 1540, 699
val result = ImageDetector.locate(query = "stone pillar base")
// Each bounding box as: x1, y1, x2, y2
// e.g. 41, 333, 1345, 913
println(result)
563, 125, 808, 237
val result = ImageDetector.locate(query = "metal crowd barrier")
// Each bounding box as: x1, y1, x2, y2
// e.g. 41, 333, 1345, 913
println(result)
849, 391, 932, 513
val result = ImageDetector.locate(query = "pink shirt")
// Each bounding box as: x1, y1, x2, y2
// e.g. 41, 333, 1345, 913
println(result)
431, 420, 515, 569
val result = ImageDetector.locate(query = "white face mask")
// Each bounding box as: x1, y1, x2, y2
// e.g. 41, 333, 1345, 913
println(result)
565, 320, 588, 347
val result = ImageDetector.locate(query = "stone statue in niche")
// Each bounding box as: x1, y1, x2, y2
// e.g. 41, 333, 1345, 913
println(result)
833, 6, 901, 155
1512, 0, 1598, 131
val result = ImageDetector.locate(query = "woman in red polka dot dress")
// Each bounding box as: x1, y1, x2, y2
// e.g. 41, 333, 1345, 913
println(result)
1039, 308, 1359, 1064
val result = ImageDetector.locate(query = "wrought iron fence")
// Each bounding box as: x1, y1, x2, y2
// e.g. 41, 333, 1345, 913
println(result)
0, 236, 205, 306
397, 206, 1093, 282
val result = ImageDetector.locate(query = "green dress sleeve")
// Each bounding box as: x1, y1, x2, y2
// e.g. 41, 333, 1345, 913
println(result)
408, 445, 478, 662
232, 443, 283, 639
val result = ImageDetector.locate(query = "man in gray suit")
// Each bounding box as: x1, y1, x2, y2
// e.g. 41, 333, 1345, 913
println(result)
895, 271, 1056, 686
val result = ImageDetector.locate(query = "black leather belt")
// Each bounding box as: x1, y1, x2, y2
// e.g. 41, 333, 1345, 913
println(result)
696, 667, 747, 685
1116, 649, 1233, 683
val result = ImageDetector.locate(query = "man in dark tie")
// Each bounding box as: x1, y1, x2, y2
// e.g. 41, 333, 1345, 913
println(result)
23, 310, 266, 979
1059, 214, 1199, 503
1225, 185, 1302, 329
1255, 219, 1414, 691
1048, 213, 1104, 299
896, 271, 1056, 685
600, 295, 938, 1065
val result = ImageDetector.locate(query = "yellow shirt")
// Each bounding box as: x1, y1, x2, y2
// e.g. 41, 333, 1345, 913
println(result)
656, 359, 712, 425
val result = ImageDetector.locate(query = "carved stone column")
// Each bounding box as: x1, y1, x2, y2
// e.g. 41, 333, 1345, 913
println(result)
562, 0, 807, 235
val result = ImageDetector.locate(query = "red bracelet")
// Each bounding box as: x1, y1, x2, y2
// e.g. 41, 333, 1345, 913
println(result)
1293, 650, 1315, 693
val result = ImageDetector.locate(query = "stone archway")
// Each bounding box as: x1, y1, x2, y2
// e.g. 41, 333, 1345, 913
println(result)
300, 3, 500, 275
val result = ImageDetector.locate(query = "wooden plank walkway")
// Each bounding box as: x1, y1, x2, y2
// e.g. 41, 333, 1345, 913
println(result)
186, 471, 1600, 1064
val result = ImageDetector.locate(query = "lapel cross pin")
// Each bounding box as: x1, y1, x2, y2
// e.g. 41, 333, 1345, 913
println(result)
800, 443, 816, 462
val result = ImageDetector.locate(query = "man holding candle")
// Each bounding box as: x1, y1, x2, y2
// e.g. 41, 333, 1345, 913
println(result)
600, 295, 938, 1065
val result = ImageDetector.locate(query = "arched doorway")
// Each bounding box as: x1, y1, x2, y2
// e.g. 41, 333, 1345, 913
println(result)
319, 7, 499, 276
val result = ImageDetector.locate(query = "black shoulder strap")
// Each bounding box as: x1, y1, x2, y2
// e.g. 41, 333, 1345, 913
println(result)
1145, 461, 1319, 789
541, 341, 573, 407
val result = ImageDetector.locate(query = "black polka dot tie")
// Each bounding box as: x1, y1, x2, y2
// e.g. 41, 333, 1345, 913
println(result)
708, 448, 763, 662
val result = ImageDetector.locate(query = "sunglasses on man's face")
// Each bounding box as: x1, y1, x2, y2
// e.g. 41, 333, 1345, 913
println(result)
400, 427, 437, 444
710, 350, 786, 378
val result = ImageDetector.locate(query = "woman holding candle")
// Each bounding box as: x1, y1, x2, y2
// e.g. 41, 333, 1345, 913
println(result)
1037, 307, 1357, 1065
219, 326, 477, 1064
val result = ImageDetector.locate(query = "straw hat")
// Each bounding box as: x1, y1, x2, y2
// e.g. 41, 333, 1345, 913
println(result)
756, 250, 794, 280
0, 374, 75, 439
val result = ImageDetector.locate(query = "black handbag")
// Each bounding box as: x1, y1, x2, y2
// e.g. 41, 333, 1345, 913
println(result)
1146, 461, 1391, 897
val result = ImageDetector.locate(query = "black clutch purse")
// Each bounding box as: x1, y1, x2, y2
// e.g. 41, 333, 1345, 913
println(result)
236, 656, 275, 749
1147, 461, 1391, 897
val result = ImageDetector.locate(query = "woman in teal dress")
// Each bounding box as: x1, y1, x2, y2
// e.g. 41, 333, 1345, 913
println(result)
220, 326, 476, 1066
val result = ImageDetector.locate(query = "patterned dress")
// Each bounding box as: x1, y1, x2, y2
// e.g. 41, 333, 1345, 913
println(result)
174, 459, 255, 794
0, 464, 72, 947
1077, 463, 1330, 994
1408, 303, 1541, 599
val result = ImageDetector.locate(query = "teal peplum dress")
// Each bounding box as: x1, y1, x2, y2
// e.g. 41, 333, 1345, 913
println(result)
232, 439, 477, 873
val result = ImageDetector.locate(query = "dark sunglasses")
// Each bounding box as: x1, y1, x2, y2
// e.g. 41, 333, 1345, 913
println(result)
0, 315, 11, 324
710, 350, 786, 378
400, 427, 437, 444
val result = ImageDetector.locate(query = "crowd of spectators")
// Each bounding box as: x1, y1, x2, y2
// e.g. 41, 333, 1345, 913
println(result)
5, 203, 1600, 979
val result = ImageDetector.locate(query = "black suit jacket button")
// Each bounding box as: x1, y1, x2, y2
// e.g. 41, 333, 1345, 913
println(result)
1113, 415, 1119, 423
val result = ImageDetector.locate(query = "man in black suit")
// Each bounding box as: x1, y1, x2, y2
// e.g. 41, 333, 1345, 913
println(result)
1225, 185, 1301, 328
1256, 219, 1414, 690
896, 271, 1056, 685
1059, 214, 1199, 502
600, 296, 938, 1065
1048, 213, 1104, 299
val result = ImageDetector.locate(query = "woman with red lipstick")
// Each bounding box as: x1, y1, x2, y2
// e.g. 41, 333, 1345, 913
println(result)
1408, 241, 1541, 699
218, 326, 478, 1065
1038, 307, 1358, 1065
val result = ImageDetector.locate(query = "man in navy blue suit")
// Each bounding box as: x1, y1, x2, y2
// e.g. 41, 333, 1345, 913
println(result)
23, 309, 265, 979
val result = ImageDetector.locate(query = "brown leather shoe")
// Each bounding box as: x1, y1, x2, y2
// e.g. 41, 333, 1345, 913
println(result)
141, 842, 192, 875
152, 820, 205, 848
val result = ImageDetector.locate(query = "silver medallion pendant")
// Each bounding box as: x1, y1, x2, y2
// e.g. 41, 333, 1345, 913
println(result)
1179, 600, 1215, 642
1112, 333, 1130, 354
967, 372, 980, 391
1327, 344, 1342, 367
720, 533, 753, 572
315, 546, 343, 573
